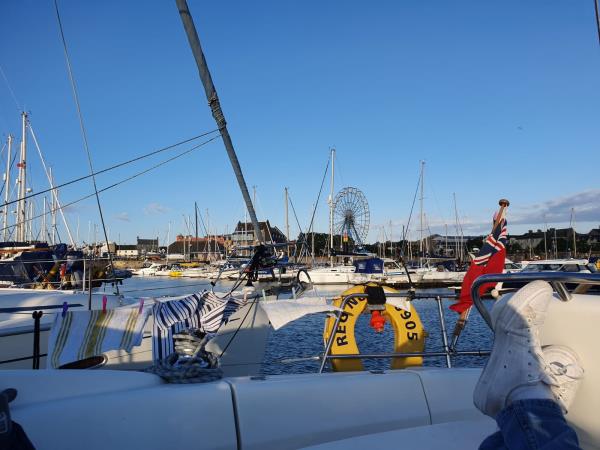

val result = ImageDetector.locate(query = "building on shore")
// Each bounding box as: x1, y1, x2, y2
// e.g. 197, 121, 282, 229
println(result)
168, 235, 225, 261
116, 244, 139, 259
230, 221, 287, 246
136, 237, 159, 258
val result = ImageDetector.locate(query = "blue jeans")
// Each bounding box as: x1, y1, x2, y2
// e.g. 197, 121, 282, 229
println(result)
480, 399, 581, 450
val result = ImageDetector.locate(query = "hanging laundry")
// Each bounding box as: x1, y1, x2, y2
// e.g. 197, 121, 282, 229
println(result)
152, 290, 248, 361
47, 305, 152, 369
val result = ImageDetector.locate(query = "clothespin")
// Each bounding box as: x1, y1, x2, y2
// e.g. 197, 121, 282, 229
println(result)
102, 295, 107, 313
61, 301, 68, 318
138, 298, 145, 314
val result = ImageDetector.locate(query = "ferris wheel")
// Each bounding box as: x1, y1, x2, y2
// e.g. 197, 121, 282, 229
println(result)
333, 187, 370, 248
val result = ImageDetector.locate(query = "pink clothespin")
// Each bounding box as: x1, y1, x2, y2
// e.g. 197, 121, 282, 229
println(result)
61, 301, 69, 318
102, 295, 107, 313
138, 298, 145, 313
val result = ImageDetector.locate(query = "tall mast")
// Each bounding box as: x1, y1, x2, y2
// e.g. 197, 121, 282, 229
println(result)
175, 0, 263, 243
419, 161, 424, 263
3, 135, 12, 241
42, 198, 47, 242
194, 201, 198, 260
389, 220, 393, 258
206, 209, 211, 258
284, 187, 289, 254
50, 167, 57, 245
311, 202, 315, 265
453, 192, 460, 261
543, 214, 548, 259
28, 202, 34, 241
16, 112, 27, 242
329, 148, 335, 266
571, 208, 576, 258
166, 221, 171, 261
444, 223, 448, 256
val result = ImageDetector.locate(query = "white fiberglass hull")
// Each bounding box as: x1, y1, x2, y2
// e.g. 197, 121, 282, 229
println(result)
299, 267, 356, 285
0, 290, 270, 377
3, 288, 599, 449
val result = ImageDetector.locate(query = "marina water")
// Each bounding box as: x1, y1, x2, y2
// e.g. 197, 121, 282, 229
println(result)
115, 277, 493, 375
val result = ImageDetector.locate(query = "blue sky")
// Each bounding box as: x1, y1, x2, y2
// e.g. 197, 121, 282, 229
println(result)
0, 1, 599, 245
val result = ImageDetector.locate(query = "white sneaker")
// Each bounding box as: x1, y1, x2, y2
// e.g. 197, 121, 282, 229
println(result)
541, 345, 584, 413
473, 280, 554, 417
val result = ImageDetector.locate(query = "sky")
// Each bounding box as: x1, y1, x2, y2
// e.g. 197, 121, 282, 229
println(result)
0, 1, 599, 246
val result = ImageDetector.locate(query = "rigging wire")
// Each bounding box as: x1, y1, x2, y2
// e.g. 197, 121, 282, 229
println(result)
54, 0, 117, 290
400, 171, 422, 257
306, 156, 330, 239
595, 0, 600, 46
29, 123, 76, 246
0, 135, 220, 235
287, 193, 306, 258
0, 64, 21, 111
0, 128, 219, 210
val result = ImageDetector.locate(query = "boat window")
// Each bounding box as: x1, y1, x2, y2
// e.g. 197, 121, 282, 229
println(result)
523, 264, 562, 272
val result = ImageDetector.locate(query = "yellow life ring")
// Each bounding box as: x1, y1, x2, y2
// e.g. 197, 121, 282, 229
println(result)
323, 284, 426, 372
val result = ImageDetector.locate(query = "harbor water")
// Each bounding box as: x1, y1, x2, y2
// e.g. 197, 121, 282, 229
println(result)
113, 276, 494, 375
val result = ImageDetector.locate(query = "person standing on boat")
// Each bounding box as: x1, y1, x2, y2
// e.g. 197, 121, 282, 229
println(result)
474, 280, 584, 449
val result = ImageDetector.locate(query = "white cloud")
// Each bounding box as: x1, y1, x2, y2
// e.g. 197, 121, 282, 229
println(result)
144, 202, 169, 215
115, 212, 130, 222
510, 189, 600, 226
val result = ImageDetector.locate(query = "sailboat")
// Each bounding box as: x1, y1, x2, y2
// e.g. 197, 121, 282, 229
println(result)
2, 2, 600, 450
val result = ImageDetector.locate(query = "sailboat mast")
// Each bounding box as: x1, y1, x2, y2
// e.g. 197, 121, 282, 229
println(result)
42, 198, 47, 242
206, 209, 211, 258
194, 201, 198, 261
16, 112, 27, 242
28, 202, 34, 241
571, 208, 576, 257
50, 167, 57, 245
389, 220, 393, 258
175, 0, 263, 243
166, 221, 171, 261
419, 161, 424, 263
3, 135, 12, 242
329, 148, 335, 266
453, 192, 460, 262
284, 187, 289, 254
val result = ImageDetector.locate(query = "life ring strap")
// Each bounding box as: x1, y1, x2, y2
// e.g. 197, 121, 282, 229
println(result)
323, 284, 426, 372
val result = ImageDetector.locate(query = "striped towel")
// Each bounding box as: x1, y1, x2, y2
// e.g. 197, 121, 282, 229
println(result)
47, 306, 152, 369
152, 290, 247, 361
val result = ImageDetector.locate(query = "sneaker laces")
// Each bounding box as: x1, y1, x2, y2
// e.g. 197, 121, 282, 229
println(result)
547, 360, 584, 381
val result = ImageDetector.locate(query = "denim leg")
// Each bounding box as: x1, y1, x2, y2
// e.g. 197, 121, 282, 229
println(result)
495, 399, 581, 450
479, 430, 508, 450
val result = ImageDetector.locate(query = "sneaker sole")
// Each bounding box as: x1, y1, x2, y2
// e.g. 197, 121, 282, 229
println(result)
473, 281, 553, 416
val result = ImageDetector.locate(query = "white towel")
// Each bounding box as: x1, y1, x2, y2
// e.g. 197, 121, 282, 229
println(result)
47, 305, 152, 369
259, 297, 342, 330
385, 296, 411, 312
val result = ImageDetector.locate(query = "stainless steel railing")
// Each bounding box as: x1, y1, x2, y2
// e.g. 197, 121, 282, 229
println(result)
471, 272, 600, 329
318, 291, 490, 373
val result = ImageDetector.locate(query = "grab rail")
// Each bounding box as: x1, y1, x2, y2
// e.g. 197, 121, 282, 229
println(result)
471, 272, 600, 330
